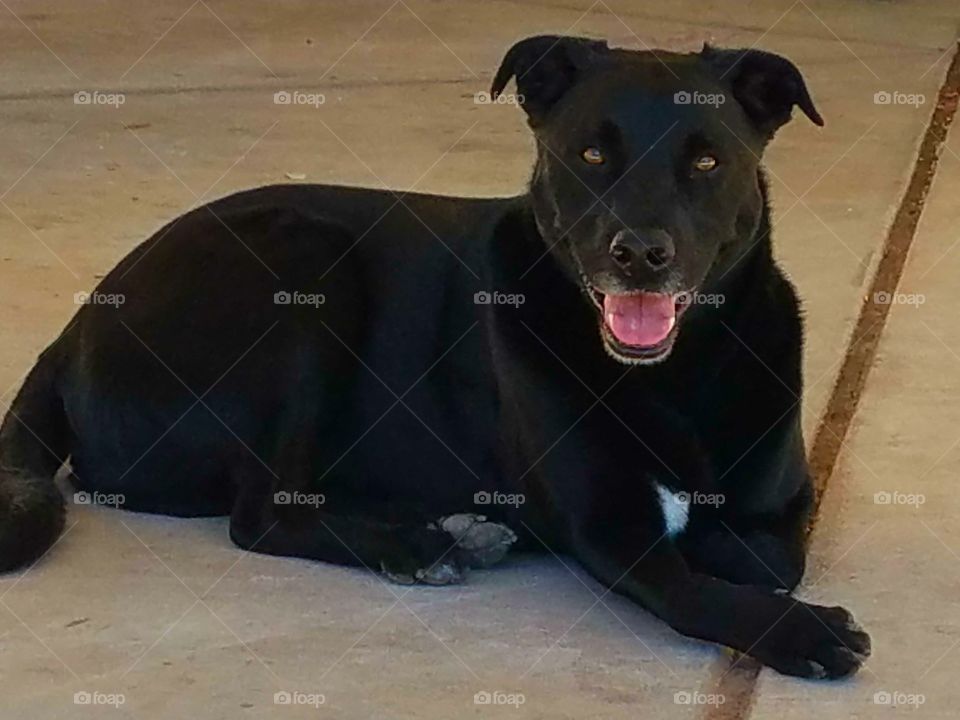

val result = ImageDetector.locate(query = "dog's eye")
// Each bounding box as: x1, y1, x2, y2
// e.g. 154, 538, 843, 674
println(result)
581, 147, 605, 165
693, 155, 718, 172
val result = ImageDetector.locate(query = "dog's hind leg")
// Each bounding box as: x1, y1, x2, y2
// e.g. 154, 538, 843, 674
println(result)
227, 467, 501, 585
434, 513, 517, 568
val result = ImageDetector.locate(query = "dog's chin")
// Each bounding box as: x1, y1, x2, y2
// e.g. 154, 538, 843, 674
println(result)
584, 284, 693, 366
599, 321, 678, 365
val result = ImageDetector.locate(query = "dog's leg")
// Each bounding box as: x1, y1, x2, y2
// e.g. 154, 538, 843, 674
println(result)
227, 467, 517, 585
680, 482, 812, 591
570, 494, 869, 679
227, 474, 471, 585
680, 414, 813, 591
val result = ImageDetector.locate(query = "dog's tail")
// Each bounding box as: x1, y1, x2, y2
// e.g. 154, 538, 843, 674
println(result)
0, 345, 69, 572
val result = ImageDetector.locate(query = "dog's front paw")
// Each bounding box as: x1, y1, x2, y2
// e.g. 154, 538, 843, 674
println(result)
750, 601, 871, 679
437, 513, 517, 568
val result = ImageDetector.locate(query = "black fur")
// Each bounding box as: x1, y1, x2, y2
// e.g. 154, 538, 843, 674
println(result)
0, 36, 869, 678
0, 346, 68, 570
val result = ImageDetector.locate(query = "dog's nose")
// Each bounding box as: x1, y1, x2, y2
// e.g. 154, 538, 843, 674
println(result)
609, 229, 676, 272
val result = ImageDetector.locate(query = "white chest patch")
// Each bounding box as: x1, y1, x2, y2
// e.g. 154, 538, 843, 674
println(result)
654, 483, 690, 537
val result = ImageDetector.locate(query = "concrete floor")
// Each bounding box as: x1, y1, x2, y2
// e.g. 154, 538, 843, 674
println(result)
0, 1, 958, 718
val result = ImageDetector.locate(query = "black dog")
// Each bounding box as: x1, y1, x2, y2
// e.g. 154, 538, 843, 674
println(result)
0, 36, 870, 678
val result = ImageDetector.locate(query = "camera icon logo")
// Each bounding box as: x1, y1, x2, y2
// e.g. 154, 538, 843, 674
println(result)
673, 91, 691, 104
874, 491, 892, 505
274, 91, 292, 105
274, 291, 291, 305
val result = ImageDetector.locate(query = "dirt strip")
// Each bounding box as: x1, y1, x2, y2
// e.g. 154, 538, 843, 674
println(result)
700, 42, 960, 720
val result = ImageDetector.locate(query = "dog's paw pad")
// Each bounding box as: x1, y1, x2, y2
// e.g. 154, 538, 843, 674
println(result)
438, 513, 517, 568
436, 513, 485, 536
380, 560, 465, 586
381, 562, 417, 586
415, 561, 465, 586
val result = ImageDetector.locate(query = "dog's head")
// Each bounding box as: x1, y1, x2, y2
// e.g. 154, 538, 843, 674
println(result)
492, 36, 822, 364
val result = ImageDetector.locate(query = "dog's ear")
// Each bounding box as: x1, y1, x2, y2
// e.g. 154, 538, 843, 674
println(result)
701, 46, 823, 137
491, 35, 609, 125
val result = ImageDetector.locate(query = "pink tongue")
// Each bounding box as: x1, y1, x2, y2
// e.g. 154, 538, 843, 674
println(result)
603, 293, 676, 347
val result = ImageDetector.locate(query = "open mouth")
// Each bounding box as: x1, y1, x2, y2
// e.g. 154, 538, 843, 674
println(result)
585, 285, 693, 364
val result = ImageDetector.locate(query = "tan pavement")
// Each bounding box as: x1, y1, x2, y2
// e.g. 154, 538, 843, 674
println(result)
0, 2, 958, 718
